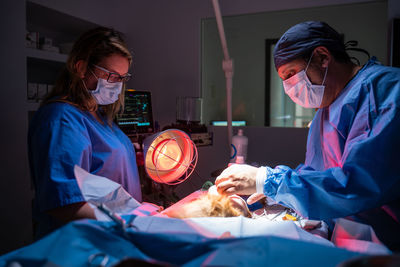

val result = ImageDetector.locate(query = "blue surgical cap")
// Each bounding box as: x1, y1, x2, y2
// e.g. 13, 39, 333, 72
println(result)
273, 21, 345, 70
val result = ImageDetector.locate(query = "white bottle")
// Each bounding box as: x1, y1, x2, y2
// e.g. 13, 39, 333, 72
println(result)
231, 129, 248, 164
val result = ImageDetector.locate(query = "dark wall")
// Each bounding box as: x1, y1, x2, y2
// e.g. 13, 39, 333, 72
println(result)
174, 126, 308, 198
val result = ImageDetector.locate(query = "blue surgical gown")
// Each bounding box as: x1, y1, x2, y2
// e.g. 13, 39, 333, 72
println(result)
263, 58, 400, 250
28, 102, 142, 238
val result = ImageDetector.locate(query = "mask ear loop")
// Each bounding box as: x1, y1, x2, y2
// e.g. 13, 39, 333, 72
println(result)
305, 51, 329, 86
90, 68, 99, 80
321, 64, 328, 85
82, 67, 99, 91
82, 68, 102, 95
81, 79, 89, 91
304, 52, 314, 73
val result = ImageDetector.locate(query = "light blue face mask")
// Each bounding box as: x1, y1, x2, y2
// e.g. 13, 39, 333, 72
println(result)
282, 52, 328, 108
88, 70, 122, 105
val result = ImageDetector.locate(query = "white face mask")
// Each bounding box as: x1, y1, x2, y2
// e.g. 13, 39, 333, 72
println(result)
88, 71, 123, 105
282, 53, 328, 108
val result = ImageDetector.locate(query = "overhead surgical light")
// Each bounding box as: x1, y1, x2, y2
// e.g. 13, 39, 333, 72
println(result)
143, 129, 198, 185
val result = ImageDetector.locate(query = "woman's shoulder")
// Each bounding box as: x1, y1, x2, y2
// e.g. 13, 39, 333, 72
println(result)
33, 101, 87, 124
44, 100, 84, 114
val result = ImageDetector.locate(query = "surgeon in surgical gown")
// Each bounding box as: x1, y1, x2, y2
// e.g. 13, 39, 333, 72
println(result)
215, 21, 400, 251
28, 27, 142, 239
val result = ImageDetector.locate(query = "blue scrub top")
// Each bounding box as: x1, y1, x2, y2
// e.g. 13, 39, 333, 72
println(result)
28, 102, 142, 238
263, 58, 400, 250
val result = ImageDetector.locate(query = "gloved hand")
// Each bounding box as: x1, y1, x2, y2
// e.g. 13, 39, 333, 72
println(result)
246, 193, 266, 205
215, 164, 259, 195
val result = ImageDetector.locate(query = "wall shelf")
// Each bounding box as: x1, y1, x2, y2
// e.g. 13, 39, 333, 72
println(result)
25, 1, 100, 106
26, 1, 100, 45
25, 102, 40, 110
26, 47, 67, 63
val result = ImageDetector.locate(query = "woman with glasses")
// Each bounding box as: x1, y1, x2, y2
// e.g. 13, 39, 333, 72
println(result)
28, 27, 141, 238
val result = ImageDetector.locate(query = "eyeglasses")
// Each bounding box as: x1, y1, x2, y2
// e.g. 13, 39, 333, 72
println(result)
92, 64, 132, 83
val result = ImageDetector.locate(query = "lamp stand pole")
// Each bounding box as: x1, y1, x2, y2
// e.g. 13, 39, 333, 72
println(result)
211, 0, 233, 159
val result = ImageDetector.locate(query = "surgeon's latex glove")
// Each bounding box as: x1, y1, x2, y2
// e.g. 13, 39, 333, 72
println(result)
246, 193, 266, 205
215, 164, 258, 195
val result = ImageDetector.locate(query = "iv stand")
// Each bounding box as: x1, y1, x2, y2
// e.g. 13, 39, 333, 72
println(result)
211, 0, 233, 157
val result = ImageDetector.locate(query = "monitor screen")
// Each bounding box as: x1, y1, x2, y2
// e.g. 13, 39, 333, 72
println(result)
211, 120, 246, 126
116, 89, 154, 135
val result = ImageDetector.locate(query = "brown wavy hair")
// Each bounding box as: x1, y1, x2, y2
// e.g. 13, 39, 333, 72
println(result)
164, 194, 249, 219
42, 27, 132, 125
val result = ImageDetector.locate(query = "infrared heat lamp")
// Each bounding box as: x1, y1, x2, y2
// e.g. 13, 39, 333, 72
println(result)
143, 129, 198, 185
